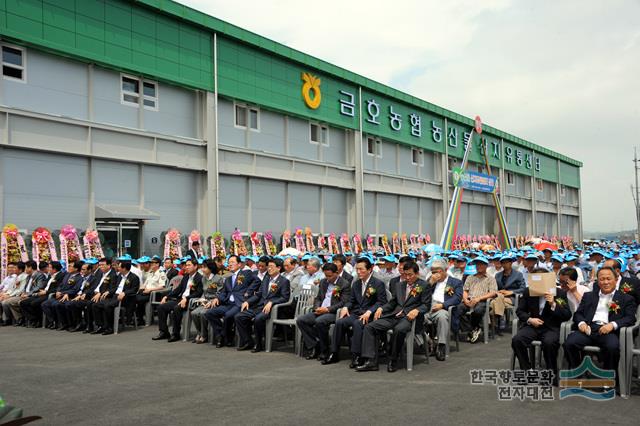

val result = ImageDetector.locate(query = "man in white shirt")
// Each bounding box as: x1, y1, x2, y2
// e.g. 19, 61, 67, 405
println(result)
425, 258, 463, 361
298, 258, 325, 291
0, 262, 18, 298
1, 262, 27, 325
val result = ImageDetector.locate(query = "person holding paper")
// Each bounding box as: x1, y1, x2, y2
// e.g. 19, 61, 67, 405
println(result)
512, 281, 572, 382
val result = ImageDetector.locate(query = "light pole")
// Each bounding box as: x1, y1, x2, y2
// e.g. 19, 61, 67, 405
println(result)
634, 147, 640, 241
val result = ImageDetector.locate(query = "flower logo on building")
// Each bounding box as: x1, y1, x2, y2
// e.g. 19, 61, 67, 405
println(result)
301, 72, 321, 109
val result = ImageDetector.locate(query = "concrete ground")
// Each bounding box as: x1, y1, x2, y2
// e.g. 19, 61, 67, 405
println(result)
1, 325, 640, 425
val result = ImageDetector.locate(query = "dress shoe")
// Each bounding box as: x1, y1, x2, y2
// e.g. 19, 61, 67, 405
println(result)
57, 325, 68, 331
237, 341, 254, 351
152, 332, 169, 340
305, 347, 319, 360
71, 324, 85, 333
349, 355, 362, 369
387, 360, 398, 373
47, 323, 56, 330
101, 329, 114, 335
91, 327, 105, 335
215, 338, 225, 348
83, 328, 94, 334
167, 335, 181, 342
435, 344, 446, 361
321, 352, 340, 365
251, 345, 263, 353
356, 360, 379, 372
15, 319, 25, 327
317, 353, 328, 362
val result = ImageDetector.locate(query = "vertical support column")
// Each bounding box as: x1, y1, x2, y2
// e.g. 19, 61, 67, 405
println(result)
556, 158, 562, 237
353, 87, 365, 234
139, 163, 145, 254
88, 158, 95, 228
88, 64, 94, 122
439, 118, 450, 242
201, 33, 220, 233
577, 183, 583, 242
0, 145, 4, 227
531, 172, 538, 236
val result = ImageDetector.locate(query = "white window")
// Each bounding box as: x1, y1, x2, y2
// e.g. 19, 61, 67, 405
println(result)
366, 136, 381, 157
1, 44, 25, 82
536, 178, 544, 192
411, 148, 423, 166
310, 122, 329, 146
234, 103, 259, 131
121, 74, 158, 110
560, 185, 566, 197
506, 171, 515, 186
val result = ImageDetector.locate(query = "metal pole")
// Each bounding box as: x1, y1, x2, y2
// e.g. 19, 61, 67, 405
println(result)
634, 147, 640, 240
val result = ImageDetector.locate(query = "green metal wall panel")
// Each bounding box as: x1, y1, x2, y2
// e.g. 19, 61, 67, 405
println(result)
217, 36, 358, 130
559, 162, 580, 188
0, 0, 213, 90
360, 89, 444, 153
536, 153, 558, 182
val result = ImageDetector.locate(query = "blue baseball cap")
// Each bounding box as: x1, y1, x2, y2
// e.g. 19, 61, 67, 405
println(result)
470, 255, 489, 265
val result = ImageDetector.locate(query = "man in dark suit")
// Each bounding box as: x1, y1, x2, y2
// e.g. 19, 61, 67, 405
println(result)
358, 261, 432, 372
332, 254, 353, 285
298, 262, 351, 361
564, 266, 637, 371
424, 257, 463, 361
153, 258, 202, 342
204, 255, 260, 347
98, 260, 141, 335
163, 257, 179, 282
323, 257, 387, 367
236, 257, 290, 352
21, 261, 65, 328
186, 241, 200, 263
88, 258, 119, 334
54, 260, 94, 331
67, 259, 102, 332
512, 285, 572, 379
41, 261, 83, 330
387, 256, 412, 298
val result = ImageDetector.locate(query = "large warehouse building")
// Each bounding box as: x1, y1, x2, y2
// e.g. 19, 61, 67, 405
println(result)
0, 0, 582, 257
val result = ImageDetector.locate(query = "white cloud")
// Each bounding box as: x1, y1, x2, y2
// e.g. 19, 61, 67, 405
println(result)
181, 0, 640, 233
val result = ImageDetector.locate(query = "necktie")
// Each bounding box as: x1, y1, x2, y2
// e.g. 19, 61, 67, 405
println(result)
405, 284, 412, 302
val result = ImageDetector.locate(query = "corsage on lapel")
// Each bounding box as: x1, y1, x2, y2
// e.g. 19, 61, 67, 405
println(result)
366, 286, 376, 298
409, 285, 423, 298
608, 301, 620, 314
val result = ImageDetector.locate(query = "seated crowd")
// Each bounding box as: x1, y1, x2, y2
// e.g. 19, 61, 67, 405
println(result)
1, 241, 639, 383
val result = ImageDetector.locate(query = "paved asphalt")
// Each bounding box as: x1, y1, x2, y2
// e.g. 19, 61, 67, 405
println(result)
1, 324, 640, 425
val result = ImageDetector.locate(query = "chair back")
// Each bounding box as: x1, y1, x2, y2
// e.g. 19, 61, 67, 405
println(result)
294, 286, 318, 317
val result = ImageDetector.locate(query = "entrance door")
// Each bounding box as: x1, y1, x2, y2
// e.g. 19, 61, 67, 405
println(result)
95, 221, 142, 258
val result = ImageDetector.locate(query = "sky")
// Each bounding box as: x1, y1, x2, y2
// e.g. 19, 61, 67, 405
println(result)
182, 0, 640, 233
